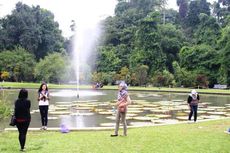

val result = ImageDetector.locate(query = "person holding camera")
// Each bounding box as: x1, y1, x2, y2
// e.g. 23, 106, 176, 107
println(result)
38, 83, 50, 130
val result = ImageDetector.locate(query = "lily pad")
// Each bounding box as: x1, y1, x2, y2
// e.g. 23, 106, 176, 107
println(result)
127, 110, 143, 113
106, 116, 132, 120
207, 112, 226, 115
150, 109, 170, 113
154, 114, 171, 118
74, 107, 93, 110
128, 105, 143, 108
201, 115, 223, 119
126, 113, 138, 117
132, 116, 153, 121
176, 116, 188, 120
98, 111, 114, 115
199, 108, 215, 111
70, 113, 94, 116
49, 111, 70, 115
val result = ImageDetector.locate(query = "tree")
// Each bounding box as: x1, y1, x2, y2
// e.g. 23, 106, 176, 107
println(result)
135, 65, 149, 86
186, 0, 200, 27
0, 46, 36, 82
0, 2, 64, 60
199, 0, 210, 16
218, 24, 230, 85
0, 71, 10, 81
34, 52, 68, 83
218, 0, 230, 9
116, 66, 130, 83
134, 12, 166, 74
195, 13, 221, 47
159, 23, 185, 73
179, 44, 220, 86
177, 0, 189, 21
96, 46, 121, 72
151, 70, 175, 87
91, 71, 116, 85
172, 61, 196, 87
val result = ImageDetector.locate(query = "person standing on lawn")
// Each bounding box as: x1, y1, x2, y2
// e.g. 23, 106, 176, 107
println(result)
111, 82, 131, 137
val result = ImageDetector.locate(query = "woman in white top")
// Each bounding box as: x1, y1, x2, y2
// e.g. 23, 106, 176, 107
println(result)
38, 83, 49, 130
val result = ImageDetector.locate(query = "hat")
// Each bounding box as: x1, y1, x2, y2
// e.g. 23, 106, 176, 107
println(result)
191, 89, 197, 95
119, 82, 127, 90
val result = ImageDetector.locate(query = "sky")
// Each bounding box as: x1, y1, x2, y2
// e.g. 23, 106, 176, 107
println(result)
0, 0, 216, 37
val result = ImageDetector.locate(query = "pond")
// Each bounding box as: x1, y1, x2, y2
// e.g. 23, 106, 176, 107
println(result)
1, 89, 230, 130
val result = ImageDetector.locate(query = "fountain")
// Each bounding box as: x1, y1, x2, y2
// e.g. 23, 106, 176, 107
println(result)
51, 0, 117, 98
48, 0, 117, 128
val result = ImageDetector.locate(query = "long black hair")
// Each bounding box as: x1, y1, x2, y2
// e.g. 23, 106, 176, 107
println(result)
38, 83, 48, 93
18, 88, 28, 99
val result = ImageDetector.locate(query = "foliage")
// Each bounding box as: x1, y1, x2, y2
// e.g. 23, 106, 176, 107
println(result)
0, 92, 11, 119
91, 71, 116, 85
96, 46, 121, 72
173, 61, 196, 87
218, 24, 230, 85
179, 44, 220, 86
0, 2, 64, 60
196, 74, 209, 88
134, 65, 149, 86
0, 71, 10, 81
34, 52, 68, 83
0, 46, 36, 82
159, 23, 185, 73
114, 66, 131, 84
0, 0, 230, 87
151, 70, 175, 87
177, 0, 189, 20
195, 13, 221, 46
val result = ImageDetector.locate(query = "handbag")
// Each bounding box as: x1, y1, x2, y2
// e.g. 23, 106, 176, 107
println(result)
9, 115, 16, 126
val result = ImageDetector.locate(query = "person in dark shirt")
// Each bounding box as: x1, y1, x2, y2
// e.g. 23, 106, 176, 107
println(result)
187, 89, 200, 122
14, 88, 31, 152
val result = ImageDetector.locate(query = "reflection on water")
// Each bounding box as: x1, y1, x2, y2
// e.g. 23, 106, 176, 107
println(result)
0, 89, 230, 130
50, 90, 105, 97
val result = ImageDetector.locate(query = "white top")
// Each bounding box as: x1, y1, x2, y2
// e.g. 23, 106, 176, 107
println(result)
38, 92, 49, 106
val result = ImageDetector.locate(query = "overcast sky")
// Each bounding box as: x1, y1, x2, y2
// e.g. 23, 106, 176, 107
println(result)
0, 0, 216, 37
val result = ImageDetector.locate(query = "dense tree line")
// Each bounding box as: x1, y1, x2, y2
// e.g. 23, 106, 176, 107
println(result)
0, 2, 68, 83
95, 0, 230, 87
0, 1, 230, 87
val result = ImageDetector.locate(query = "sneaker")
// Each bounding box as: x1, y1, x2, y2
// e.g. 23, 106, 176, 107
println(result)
40, 126, 44, 130
20, 148, 25, 152
44, 126, 47, 130
110, 134, 118, 137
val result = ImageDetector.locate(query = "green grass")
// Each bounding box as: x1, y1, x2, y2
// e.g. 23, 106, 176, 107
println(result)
0, 119, 230, 153
1, 81, 230, 94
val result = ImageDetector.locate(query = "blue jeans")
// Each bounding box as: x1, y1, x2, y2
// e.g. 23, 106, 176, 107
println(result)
188, 105, 198, 122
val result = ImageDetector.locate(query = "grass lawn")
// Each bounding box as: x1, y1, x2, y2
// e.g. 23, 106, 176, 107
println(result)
0, 119, 229, 153
1, 81, 230, 94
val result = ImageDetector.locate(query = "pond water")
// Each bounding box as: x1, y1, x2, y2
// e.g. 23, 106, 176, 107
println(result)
0, 89, 230, 130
